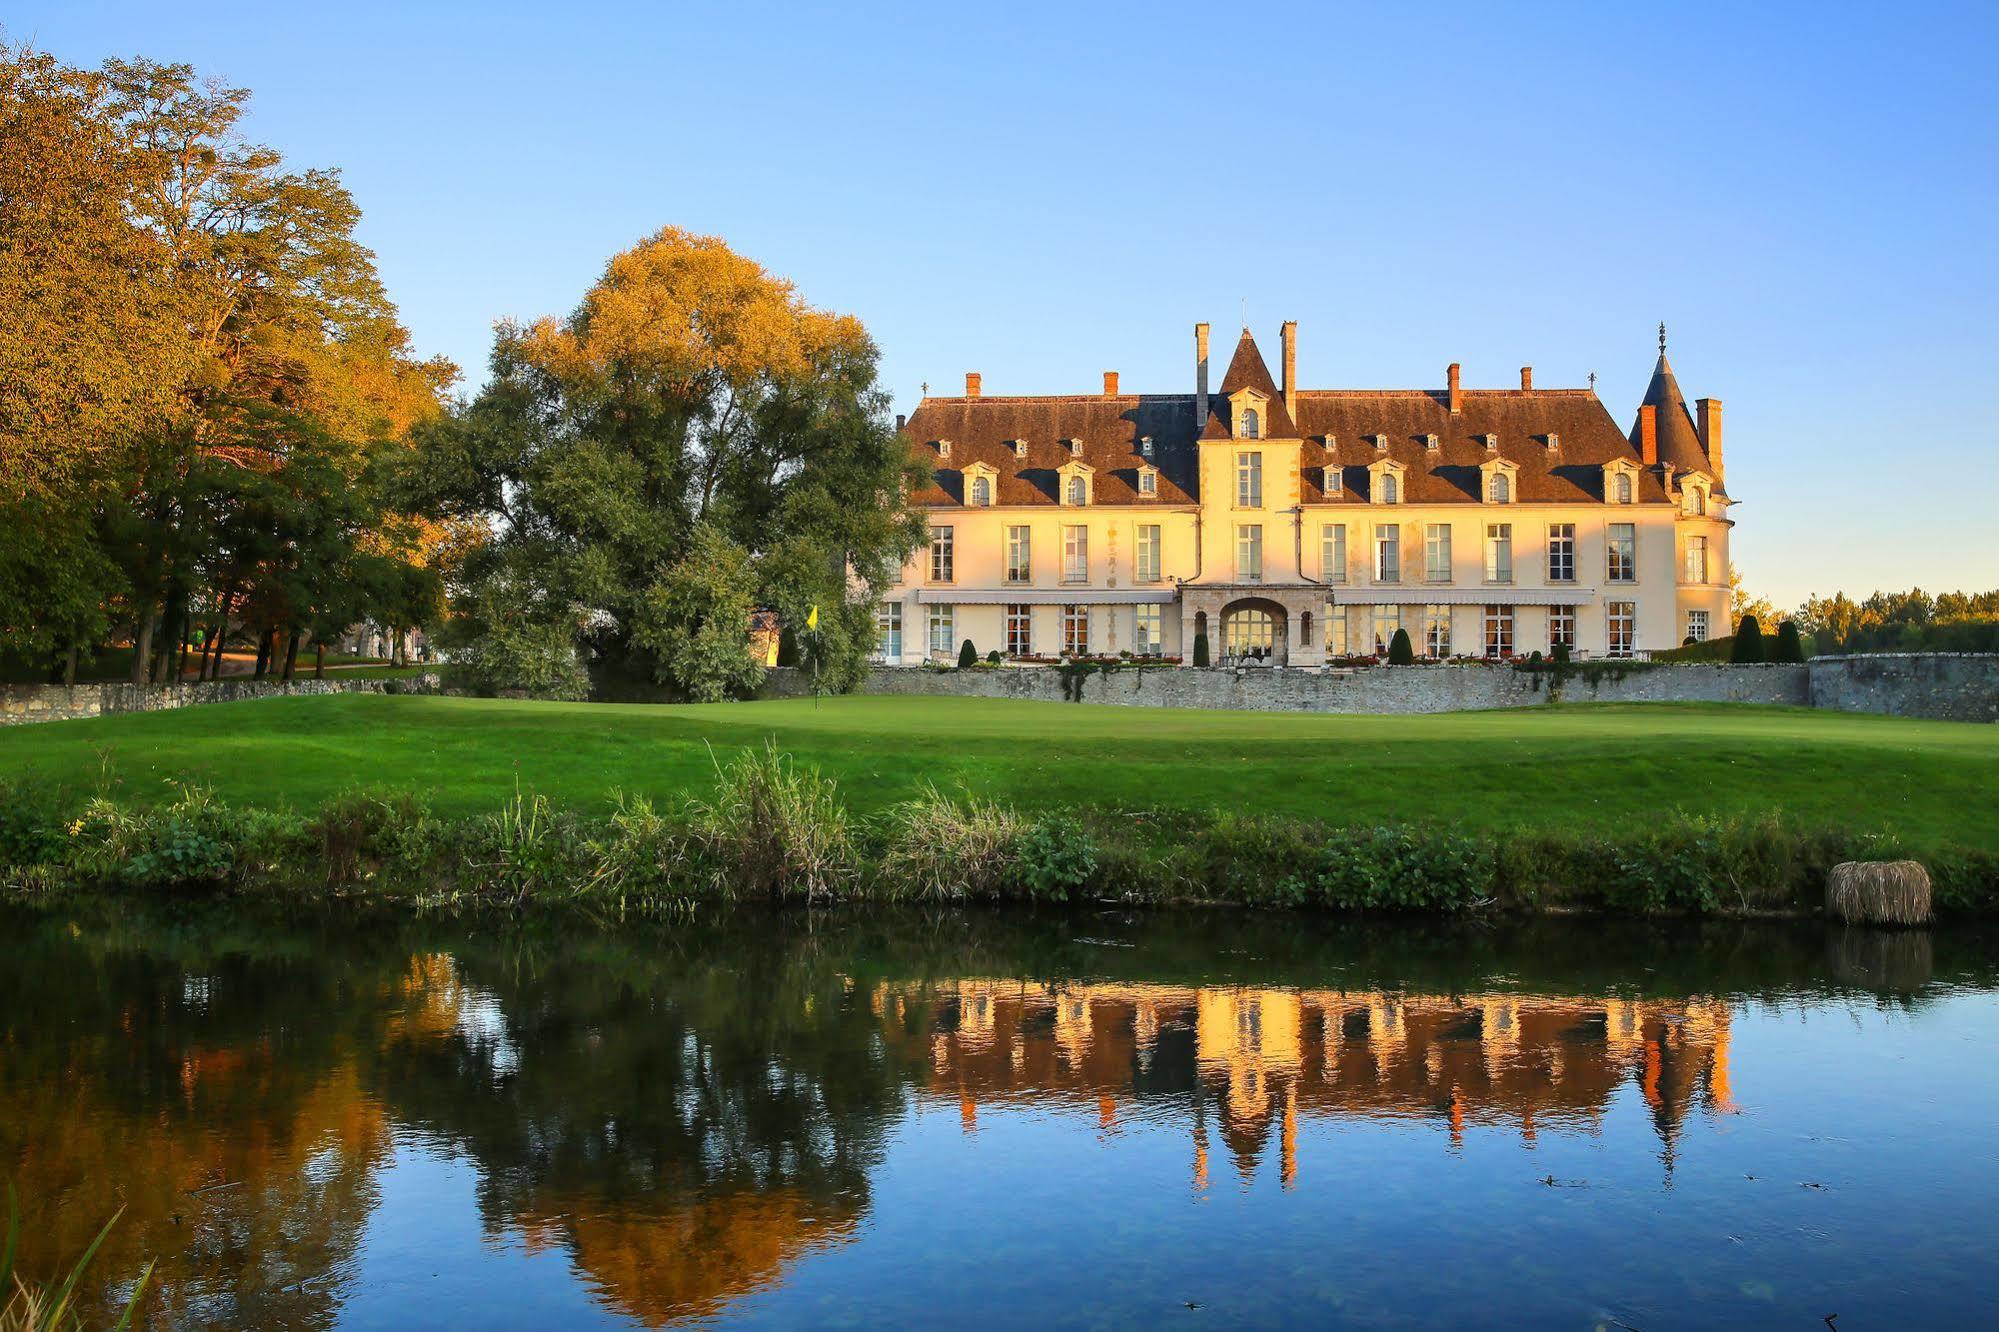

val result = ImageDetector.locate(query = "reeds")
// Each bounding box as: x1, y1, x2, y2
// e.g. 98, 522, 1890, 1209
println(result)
1826, 860, 1933, 926
877, 784, 1022, 901
1, 1188, 150, 1332
1827, 926, 1935, 992
686, 742, 855, 901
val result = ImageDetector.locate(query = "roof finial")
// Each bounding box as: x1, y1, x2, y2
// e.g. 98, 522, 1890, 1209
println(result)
920, 380, 928, 396
1241, 297, 1248, 332
1588, 371, 1597, 392
1658, 321, 1667, 355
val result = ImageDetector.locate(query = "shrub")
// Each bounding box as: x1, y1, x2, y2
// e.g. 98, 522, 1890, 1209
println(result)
77, 784, 263, 890
1552, 642, 1571, 665
1010, 815, 1098, 901
462, 789, 591, 902
1279, 826, 1494, 911
878, 784, 1023, 900
986, 649, 1002, 665
1192, 631, 1210, 668
958, 638, 978, 668
0, 779, 66, 868
1732, 614, 1765, 663
687, 742, 855, 900
1383, 628, 1412, 665
308, 787, 436, 886
1774, 619, 1807, 663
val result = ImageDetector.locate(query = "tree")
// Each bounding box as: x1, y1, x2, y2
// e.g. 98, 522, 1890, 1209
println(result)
957, 639, 977, 668
1732, 614, 1765, 663
1773, 619, 1806, 663
1387, 627, 1416, 665
631, 525, 765, 703
408, 227, 925, 696
1728, 565, 1777, 634
1192, 631, 1210, 668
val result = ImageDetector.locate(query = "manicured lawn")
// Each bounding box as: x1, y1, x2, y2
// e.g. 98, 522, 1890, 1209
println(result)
3, 694, 1997, 849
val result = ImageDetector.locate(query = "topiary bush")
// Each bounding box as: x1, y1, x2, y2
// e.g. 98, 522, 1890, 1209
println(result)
1774, 619, 1807, 663
1192, 631, 1210, 668
1732, 614, 1765, 663
1388, 628, 1415, 665
958, 638, 978, 668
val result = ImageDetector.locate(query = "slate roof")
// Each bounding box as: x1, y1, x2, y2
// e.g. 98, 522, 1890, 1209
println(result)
1628, 352, 1722, 490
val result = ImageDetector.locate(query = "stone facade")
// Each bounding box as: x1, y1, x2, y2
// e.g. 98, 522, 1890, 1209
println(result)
0, 674, 442, 727
1808, 654, 1999, 723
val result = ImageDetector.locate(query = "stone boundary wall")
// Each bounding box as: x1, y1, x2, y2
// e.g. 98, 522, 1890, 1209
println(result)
1807, 654, 1999, 723
761, 661, 1813, 714
0, 673, 442, 727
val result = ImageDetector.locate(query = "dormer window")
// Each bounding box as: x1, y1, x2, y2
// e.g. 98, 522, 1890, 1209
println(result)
1488, 473, 1511, 503
1140, 435, 1154, 459
1137, 466, 1158, 497
1240, 408, 1261, 439
1374, 433, 1390, 451
1602, 458, 1640, 505
1065, 475, 1086, 505
1067, 438, 1083, 458
1545, 433, 1560, 452
1010, 439, 1028, 459
1325, 466, 1343, 494
1484, 434, 1499, 452
1682, 480, 1709, 515
1615, 473, 1633, 503
1057, 460, 1095, 507
1369, 458, 1406, 505
964, 462, 997, 506
937, 439, 952, 459
1382, 473, 1400, 504
1424, 434, 1439, 451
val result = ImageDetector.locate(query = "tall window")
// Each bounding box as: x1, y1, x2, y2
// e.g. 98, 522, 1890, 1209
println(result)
1135, 605, 1163, 656
1425, 605, 1452, 658
1684, 535, 1709, 584
1005, 604, 1032, 657
1236, 451, 1262, 506
1240, 409, 1261, 440
874, 602, 902, 662
1375, 523, 1400, 582
1687, 608, 1710, 642
1006, 526, 1032, 583
1380, 472, 1400, 504
1138, 469, 1157, 497
1614, 473, 1633, 504
1547, 523, 1576, 583
1321, 523, 1348, 583
1136, 524, 1162, 583
1549, 606, 1576, 652
1682, 486, 1706, 516
1236, 524, 1263, 581
1371, 606, 1402, 656
1607, 601, 1636, 658
929, 526, 954, 582
1326, 466, 1343, 494
1483, 605, 1515, 658
1062, 525, 1088, 583
1488, 472, 1511, 503
927, 605, 954, 656
1065, 475, 1087, 506
1326, 604, 1348, 656
1425, 524, 1452, 583
970, 475, 992, 506
1608, 523, 1636, 582
1062, 605, 1089, 656
1484, 523, 1513, 583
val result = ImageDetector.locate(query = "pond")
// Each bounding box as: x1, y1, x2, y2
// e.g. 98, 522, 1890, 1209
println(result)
4, 902, 1996, 1329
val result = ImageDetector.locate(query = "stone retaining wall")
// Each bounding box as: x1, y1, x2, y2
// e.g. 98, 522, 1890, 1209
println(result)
1807, 654, 1999, 723
0, 673, 442, 726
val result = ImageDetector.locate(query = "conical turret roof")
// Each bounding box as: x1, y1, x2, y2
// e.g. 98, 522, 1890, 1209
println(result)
1203, 328, 1297, 438
1628, 333, 1713, 478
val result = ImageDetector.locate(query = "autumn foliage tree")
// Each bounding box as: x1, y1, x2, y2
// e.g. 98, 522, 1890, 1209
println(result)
404, 226, 926, 698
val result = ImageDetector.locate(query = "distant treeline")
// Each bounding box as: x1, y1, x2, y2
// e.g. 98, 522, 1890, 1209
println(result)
1793, 589, 1999, 655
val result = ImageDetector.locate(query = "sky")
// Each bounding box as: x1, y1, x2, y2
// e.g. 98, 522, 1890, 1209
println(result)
10, 1, 1997, 607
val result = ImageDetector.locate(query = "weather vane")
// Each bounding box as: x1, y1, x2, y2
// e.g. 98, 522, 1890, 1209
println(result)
1588, 371, 1597, 391
1658, 321, 1667, 354
921, 380, 928, 396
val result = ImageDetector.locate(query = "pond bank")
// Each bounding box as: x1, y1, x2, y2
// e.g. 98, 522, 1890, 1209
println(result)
5, 747, 1995, 917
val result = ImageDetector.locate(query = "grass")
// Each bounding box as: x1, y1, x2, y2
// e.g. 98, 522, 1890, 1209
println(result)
3, 693, 1998, 852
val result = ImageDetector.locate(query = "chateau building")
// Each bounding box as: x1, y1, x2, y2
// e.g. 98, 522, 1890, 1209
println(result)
882, 322, 1731, 665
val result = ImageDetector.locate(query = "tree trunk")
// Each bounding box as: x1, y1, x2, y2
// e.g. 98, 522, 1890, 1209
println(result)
130, 606, 156, 685
281, 626, 301, 682
315, 642, 326, 680
205, 589, 234, 681
63, 644, 78, 689
255, 626, 274, 678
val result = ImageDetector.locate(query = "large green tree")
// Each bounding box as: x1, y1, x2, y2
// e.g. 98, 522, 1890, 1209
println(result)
405, 227, 925, 699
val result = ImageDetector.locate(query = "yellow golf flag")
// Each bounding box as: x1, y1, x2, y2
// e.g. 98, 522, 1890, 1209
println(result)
806, 605, 819, 631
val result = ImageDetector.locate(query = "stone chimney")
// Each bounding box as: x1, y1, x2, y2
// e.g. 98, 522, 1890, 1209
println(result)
1281, 320, 1298, 423
1638, 403, 1658, 465
1103, 370, 1119, 397
964, 371, 981, 398
1195, 323, 1210, 425
895, 413, 906, 433
1519, 366, 1533, 391
1697, 398, 1723, 478
1447, 363, 1463, 414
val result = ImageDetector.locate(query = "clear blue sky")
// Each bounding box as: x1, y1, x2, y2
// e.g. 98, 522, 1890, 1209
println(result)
12, 1, 1997, 607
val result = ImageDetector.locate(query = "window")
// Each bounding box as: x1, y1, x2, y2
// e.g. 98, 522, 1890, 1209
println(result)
1062, 525, 1088, 583
1607, 601, 1636, 658
1326, 466, 1343, 494
1488, 471, 1511, 503
1687, 608, 1710, 642
1683, 486, 1706, 516
1683, 535, 1709, 584
1549, 606, 1576, 653
929, 526, 954, 582
1064, 474, 1087, 506
1608, 523, 1636, 582
1135, 605, 1163, 656
1005, 604, 1032, 657
1483, 605, 1514, 659
1006, 526, 1031, 583
1236, 523, 1263, 581
1375, 523, 1400, 582
1326, 604, 1348, 656
1226, 608, 1276, 659
970, 475, 992, 506
1425, 524, 1452, 583
874, 602, 902, 663
1321, 523, 1348, 583
1240, 408, 1261, 440
1236, 451, 1262, 507
1614, 472, 1633, 504
1371, 606, 1402, 656
1136, 524, 1162, 583
1138, 468, 1157, 497
1062, 605, 1089, 656
1380, 472, 1400, 504
1547, 523, 1576, 583
1425, 605, 1452, 658
927, 605, 954, 656
1484, 523, 1513, 583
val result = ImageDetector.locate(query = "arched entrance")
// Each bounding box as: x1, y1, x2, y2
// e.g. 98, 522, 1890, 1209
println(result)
1220, 598, 1289, 666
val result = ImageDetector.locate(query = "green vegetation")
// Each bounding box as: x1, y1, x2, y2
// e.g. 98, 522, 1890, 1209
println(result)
1732, 614, 1766, 662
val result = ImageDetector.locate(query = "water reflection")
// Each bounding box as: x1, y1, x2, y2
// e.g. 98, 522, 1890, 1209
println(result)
1, 906, 1991, 1329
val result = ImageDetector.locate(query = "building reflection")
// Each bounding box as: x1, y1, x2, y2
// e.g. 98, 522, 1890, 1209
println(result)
878, 981, 1736, 1186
